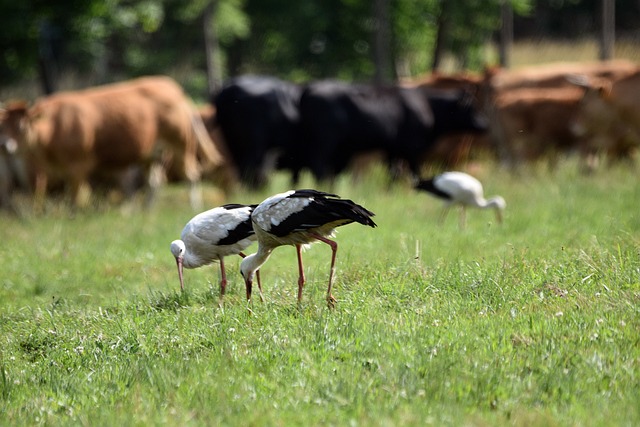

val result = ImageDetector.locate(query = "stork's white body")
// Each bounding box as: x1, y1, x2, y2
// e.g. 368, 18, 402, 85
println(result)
177, 205, 255, 268
170, 204, 262, 301
415, 171, 506, 228
240, 189, 376, 307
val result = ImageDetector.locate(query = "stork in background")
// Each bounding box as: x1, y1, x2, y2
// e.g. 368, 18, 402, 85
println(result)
170, 203, 263, 304
415, 171, 506, 229
240, 189, 376, 308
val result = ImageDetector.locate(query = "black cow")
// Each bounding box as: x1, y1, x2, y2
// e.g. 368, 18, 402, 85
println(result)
294, 80, 488, 183
212, 75, 302, 188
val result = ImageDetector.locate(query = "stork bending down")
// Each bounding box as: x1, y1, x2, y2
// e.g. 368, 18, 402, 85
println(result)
170, 203, 263, 304
415, 171, 506, 229
240, 189, 376, 308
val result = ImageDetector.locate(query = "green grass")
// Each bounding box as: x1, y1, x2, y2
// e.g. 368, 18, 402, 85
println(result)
1, 159, 639, 426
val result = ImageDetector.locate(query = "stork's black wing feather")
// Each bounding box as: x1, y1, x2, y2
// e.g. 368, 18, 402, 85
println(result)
217, 204, 257, 245
268, 194, 376, 237
287, 189, 340, 199
415, 178, 452, 200
221, 203, 259, 210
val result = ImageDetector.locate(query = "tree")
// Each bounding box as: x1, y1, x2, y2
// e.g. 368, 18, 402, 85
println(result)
0, 0, 248, 97
373, 0, 394, 83
1, 0, 537, 95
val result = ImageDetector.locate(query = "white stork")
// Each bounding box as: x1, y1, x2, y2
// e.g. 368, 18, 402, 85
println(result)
240, 189, 376, 308
415, 171, 506, 229
170, 203, 263, 303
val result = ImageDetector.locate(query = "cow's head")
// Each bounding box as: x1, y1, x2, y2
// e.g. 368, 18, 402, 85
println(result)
0, 100, 46, 152
439, 88, 490, 134
570, 80, 616, 138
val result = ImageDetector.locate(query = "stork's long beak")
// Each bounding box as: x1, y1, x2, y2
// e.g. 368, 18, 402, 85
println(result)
496, 209, 503, 224
175, 257, 185, 291
245, 276, 253, 301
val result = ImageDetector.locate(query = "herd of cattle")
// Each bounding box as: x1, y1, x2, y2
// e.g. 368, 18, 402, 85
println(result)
1, 59, 640, 211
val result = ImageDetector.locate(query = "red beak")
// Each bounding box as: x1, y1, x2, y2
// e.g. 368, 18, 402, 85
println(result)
175, 257, 184, 291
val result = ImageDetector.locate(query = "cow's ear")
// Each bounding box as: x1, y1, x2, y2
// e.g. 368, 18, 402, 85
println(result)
6, 100, 29, 116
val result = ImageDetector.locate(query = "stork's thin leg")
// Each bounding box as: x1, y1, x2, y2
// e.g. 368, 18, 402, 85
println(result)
459, 206, 467, 230
255, 270, 264, 302
218, 257, 227, 307
296, 244, 306, 305
310, 232, 338, 308
245, 277, 253, 302
439, 207, 450, 224
239, 252, 264, 302
220, 258, 227, 296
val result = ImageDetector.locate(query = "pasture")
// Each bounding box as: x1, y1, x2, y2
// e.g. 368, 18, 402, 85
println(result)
1, 159, 639, 426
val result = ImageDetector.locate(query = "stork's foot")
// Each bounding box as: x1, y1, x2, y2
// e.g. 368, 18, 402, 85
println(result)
327, 294, 337, 309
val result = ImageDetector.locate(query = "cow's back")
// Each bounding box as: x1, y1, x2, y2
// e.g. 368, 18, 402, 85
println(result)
212, 75, 302, 187
488, 60, 638, 92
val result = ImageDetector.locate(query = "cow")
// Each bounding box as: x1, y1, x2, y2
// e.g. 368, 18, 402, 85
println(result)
406, 72, 496, 169
570, 70, 640, 166
0, 106, 34, 211
212, 75, 302, 189
194, 104, 238, 192
491, 86, 588, 167
0, 130, 29, 211
294, 80, 488, 184
1, 76, 223, 209
485, 60, 638, 92
483, 60, 639, 167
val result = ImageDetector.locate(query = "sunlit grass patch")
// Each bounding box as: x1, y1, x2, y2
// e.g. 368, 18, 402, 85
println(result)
1, 158, 639, 426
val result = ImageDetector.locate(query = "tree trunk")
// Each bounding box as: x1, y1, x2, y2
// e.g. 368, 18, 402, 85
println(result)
431, 2, 450, 72
600, 0, 615, 60
203, 0, 221, 94
499, 2, 513, 68
37, 20, 57, 94
373, 0, 393, 83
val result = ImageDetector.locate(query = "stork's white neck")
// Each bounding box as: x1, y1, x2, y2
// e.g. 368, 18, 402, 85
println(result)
476, 196, 505, 210
240, 246, 273, 281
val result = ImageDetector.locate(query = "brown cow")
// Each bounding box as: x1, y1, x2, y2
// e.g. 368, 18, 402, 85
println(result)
570, 71, 640, 165
196, 104, 238, 192
0, 109, 32, 211
492, 86, 588, 167
486, 60, 638, 92
1, 76, 223, 208
484, 60, 639, 168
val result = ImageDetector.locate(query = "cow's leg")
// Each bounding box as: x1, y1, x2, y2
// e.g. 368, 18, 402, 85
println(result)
0, 154, 13, 212
145, 162, 165, 208
71, 179, 92, 208
180, 150, 203, 211
189, 181, 203, 211
34, 171, 48, 212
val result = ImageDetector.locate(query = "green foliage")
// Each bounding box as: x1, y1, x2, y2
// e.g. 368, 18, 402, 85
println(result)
0, 0, 537, 89
0, 159, 639, 425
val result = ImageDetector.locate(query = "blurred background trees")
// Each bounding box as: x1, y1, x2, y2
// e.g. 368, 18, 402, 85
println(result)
1, 0, 639, 99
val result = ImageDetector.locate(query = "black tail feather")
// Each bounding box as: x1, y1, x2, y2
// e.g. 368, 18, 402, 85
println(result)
269, 190, 377, 237
415, 178, 452, 200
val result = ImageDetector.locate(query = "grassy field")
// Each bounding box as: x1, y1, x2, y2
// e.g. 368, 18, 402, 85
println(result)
1, 159, 639, 426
